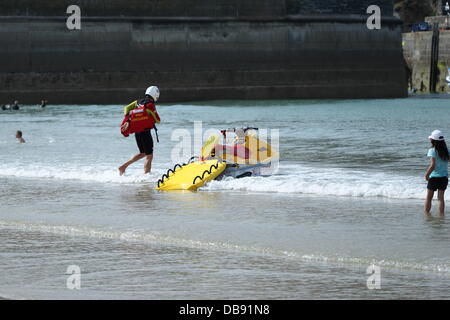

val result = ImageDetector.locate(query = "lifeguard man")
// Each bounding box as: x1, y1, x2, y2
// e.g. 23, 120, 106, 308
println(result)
119, 86, 161, 175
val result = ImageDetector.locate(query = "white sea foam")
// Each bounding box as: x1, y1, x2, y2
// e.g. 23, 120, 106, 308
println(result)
0, 164, 164, 185
203, 165, 425, 200
0, 161, 425, 199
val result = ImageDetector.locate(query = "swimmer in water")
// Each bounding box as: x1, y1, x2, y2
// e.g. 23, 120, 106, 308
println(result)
16, 130, 25, 143
11, 101, 20, 110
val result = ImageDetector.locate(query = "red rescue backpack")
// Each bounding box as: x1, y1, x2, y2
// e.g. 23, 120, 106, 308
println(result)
121, 99, 159, 138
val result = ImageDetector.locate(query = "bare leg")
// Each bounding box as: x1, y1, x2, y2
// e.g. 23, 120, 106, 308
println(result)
119, 153, 145, 176
424, 189, 434, 216
437, 189, 445, 216
144, 154, 153, 174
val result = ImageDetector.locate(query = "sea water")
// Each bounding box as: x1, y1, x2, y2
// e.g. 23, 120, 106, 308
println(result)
0, 99, 449, 299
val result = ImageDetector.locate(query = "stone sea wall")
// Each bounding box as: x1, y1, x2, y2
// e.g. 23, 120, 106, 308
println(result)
0, 0, 394, 17
0, 0, 407, 104
403, 29, 450, 93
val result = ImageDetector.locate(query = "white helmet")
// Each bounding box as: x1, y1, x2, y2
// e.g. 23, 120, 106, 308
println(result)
145, 86, 160, 101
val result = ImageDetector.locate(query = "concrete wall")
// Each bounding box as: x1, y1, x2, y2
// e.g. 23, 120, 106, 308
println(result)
0, 0, 285, 17
286, 0, 393, 15
425, 15, 450, 28
0, 0, 393, 16
0, 16, 407, 104
403, 30, 450, 93
0, 0, 406, 104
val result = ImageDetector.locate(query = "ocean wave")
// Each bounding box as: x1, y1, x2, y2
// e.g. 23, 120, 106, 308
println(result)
0, 162, 426, 199
1, 220, 448, 274
0, 164, 164, 185
202, 167, 425, 200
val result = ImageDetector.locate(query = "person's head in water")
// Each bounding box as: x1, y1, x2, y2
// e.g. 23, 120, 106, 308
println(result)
429, 130, 449, 161
145, 86, 160, 103
16, 130, 25, 143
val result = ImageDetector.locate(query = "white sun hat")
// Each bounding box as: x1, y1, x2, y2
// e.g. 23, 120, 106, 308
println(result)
429, 130, 445, 141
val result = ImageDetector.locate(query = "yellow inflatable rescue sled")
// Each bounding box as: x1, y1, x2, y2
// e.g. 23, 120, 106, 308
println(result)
156, 159, 226, 191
